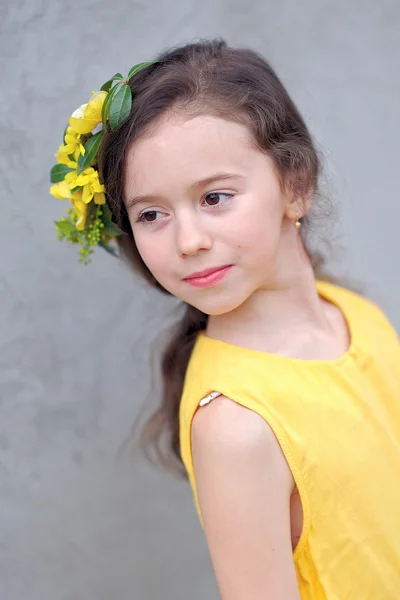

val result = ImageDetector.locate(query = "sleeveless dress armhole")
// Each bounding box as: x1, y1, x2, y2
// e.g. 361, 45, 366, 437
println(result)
183, 387, 312, 565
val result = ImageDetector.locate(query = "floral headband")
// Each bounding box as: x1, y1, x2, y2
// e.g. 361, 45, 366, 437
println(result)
50, 63, 154, 264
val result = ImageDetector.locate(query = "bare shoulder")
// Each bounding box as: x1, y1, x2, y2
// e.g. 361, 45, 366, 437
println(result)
191, 396, 299, 599
192, 395, 292, 482
192, 394, 278, 452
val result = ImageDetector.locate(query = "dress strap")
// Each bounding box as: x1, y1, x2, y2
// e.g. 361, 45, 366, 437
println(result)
198, 390, 222, 406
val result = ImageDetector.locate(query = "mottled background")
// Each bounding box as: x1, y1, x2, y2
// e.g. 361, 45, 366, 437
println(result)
0, 0, 399, 598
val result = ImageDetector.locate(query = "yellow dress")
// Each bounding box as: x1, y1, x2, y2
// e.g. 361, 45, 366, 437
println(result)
179, 281, 400, 599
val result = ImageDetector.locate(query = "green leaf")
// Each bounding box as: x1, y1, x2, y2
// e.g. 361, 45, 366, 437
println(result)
101, 82, 122, 128
127, 62, 152, 80
102, 204, 113, 226
50, 164, 74, 183
55, 220, 76, 234
99, 241, 119, 257
104, 222, 125, 236
109, 84, 132, 130
77, 130, 104, 174
100, 72, 124, 92
102, 205, 125, 236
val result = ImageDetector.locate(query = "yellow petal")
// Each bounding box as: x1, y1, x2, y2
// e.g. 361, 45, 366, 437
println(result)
56, 150, 70, 165
68, 116, 99, 134
84, 91, 107, 122
64, 134, 78, 146
94, 191, 106, 205
82, 167, 95, 175
74, 173, 90, 187
50, 180, 71, 200
64, 172, 77, 186
71, 188, 83, 201
57, 143, 71, 155
82, 184, 93, 204
82, 167, 97, 179
87, 173, 99, 185
65, 126, 79, 139
91, 179, 105, 193
71, 197, 88, 230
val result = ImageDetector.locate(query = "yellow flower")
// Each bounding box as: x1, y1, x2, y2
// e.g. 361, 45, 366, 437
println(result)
70, 189, 88, 230
64, 163, 105, 205
68, 91, 107, 135
56, 127, 85, 163
63, 160, 87, 187
50, 180, 71, 200
55, 149, 70, 165
63, 161, 79, 187
82, 173, 106, 205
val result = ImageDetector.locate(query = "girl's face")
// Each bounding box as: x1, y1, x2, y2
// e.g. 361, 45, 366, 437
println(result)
124, 114, 298, 316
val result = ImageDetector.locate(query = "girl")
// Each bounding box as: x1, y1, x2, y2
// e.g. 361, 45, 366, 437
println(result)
51, 39, 400, 599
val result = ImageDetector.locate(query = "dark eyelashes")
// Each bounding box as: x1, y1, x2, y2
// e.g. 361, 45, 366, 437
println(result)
136, 191, 234, 225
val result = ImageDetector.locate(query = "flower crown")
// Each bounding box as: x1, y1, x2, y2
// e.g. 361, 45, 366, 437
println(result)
50, 62, 154, 264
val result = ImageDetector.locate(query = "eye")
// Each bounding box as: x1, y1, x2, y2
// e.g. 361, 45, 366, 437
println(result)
203, 192, 233, 208
136, 210, 163, 224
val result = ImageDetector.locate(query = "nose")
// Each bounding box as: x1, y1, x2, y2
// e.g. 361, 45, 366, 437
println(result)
175, 212, 212, 257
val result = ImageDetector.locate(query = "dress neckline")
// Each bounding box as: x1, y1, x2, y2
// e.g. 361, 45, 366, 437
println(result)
196, 280, 364, 368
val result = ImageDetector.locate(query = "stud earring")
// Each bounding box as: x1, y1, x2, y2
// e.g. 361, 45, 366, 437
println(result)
295, 218, 301, 230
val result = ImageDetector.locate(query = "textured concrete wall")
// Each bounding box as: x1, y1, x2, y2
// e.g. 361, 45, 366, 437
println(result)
1, 1, 399, 598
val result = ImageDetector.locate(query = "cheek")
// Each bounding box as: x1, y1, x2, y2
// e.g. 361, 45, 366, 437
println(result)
228, 200, 282, 258
132, 229, 171, 280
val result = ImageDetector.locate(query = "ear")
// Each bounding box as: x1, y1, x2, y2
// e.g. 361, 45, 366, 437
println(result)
284, 186, 313, 221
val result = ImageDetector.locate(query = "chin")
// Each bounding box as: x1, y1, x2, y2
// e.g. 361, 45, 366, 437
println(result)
189, 293, 248, 317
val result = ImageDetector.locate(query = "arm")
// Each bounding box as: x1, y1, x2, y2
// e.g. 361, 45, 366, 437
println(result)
191, 396, 301, 600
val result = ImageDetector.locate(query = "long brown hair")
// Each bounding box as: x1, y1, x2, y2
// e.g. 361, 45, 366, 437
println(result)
99, 38, 337, 475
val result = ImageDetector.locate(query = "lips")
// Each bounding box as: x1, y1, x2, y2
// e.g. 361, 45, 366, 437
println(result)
183, 265, 231, 280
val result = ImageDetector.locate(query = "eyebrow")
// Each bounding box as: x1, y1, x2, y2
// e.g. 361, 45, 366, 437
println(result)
125, 172, 242, 210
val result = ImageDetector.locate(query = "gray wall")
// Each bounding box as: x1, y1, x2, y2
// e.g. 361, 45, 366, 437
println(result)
1, 1, 399, 598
